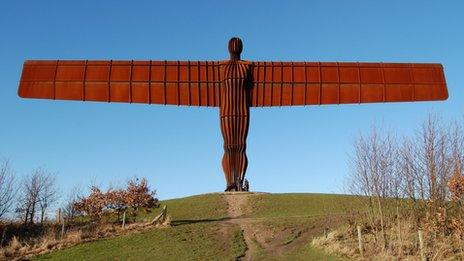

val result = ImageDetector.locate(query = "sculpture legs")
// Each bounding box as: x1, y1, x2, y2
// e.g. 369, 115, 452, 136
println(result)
220, 115, 249, 191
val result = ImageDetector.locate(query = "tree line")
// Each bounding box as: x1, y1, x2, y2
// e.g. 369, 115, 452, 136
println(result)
0, 163, 159, 259
0, 162, 158, 225
0, 164, 57, 224
347, 114, 464, 258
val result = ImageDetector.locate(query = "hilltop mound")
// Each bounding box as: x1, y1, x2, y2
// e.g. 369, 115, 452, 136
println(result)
36, 193, 358, 260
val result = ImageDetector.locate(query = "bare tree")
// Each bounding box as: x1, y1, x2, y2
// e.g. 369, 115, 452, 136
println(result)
347, 126, 397, 248
16, 173, 38, 224
398, 139, 423, 201
0, 159, 15, 219
38, 173, 57, 223
418, 114, 451, 203
449, 120, 464, 185
62, 185, 83, 222
16, 169, 57, 224
346, 114, 464, 258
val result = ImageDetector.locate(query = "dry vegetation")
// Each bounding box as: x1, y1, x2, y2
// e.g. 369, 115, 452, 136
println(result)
73, 177, 158, 222
313, 114, 464, 260
0, 216, 171, 260
0, 176, 163, 260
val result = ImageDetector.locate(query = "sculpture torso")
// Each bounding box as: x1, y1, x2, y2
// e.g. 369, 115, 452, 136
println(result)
220, 61, 249, 117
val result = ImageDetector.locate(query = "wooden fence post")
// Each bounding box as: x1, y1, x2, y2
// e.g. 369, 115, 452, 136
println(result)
0, 227, 6, 246
122, 211, 126, 229
57, 208, 61, 224
60, 214, 65, 240
150, 205, 167, 225
357, 225, 364, 259
162, 205, 167, 222
418, 230, 426, 261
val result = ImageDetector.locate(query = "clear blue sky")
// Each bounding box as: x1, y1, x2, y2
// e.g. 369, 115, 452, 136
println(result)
1, 1, 462, 200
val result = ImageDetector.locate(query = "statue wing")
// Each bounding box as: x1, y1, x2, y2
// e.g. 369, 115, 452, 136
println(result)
18, 60, 221, 107
249, 62, 448, 106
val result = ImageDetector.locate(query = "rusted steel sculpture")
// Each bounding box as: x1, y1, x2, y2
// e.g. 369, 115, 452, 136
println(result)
18, 37, 449, 191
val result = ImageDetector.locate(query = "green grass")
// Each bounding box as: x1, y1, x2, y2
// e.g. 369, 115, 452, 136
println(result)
231, 228, 247, 258
284, 233, 299, 245
247, 193, 363, 218
36, 193, 361, 260
136, 193, 228, 223
72, 193, 228, 225
161, 193, 228, 221
243, 193, 360, 260
36, 193, 235, 261
37, 222, 237, 261
250, 237, 266, 259
279, 244, 348, 261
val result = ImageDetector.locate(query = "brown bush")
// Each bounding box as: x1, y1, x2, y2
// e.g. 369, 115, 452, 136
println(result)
73, 177, 158, 222
125, 178, 158, 219
74, 186, 107, 221
448, 170, 464, 203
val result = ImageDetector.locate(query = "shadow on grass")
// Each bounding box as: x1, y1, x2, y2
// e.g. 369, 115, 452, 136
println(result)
171, 217, 231, 226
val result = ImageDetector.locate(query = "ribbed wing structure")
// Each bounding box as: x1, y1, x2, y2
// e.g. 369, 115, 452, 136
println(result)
250, 62, 448, 106
18, 60, 222, 106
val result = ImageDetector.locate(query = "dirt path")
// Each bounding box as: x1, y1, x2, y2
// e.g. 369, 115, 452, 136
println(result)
223, 192, 255, 261
221, 193, 345, 260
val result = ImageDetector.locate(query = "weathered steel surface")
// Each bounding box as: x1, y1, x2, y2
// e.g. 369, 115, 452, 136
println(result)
17, 37, 449, 191
220, 37, 250, 191
250, 62, 447, 106
19, 60, 222, 106
18, 61, 448, 106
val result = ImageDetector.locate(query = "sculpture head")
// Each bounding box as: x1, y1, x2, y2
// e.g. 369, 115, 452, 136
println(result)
228, 37, 243, 61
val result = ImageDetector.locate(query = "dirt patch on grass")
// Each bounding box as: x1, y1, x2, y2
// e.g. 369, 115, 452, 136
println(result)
223, 192, 256, 261
225, 192, 250, 218
221, 193, 349, 260
251, 216, 346, 258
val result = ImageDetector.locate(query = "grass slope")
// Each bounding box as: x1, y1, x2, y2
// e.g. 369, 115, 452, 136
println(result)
137, 193, 228, 223
37, 223, 234, 261
37, 194, 238, 261
244, 193, 354, 260
37, 193, 359, 260
247, 193, 361, 218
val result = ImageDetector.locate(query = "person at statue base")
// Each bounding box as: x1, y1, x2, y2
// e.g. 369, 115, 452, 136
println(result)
243, 179, 249, 192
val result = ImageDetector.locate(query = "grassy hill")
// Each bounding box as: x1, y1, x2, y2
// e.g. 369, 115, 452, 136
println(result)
35, 193, 361, 260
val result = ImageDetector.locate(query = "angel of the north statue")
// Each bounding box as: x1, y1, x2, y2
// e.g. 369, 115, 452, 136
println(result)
17, 37, 448, 191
